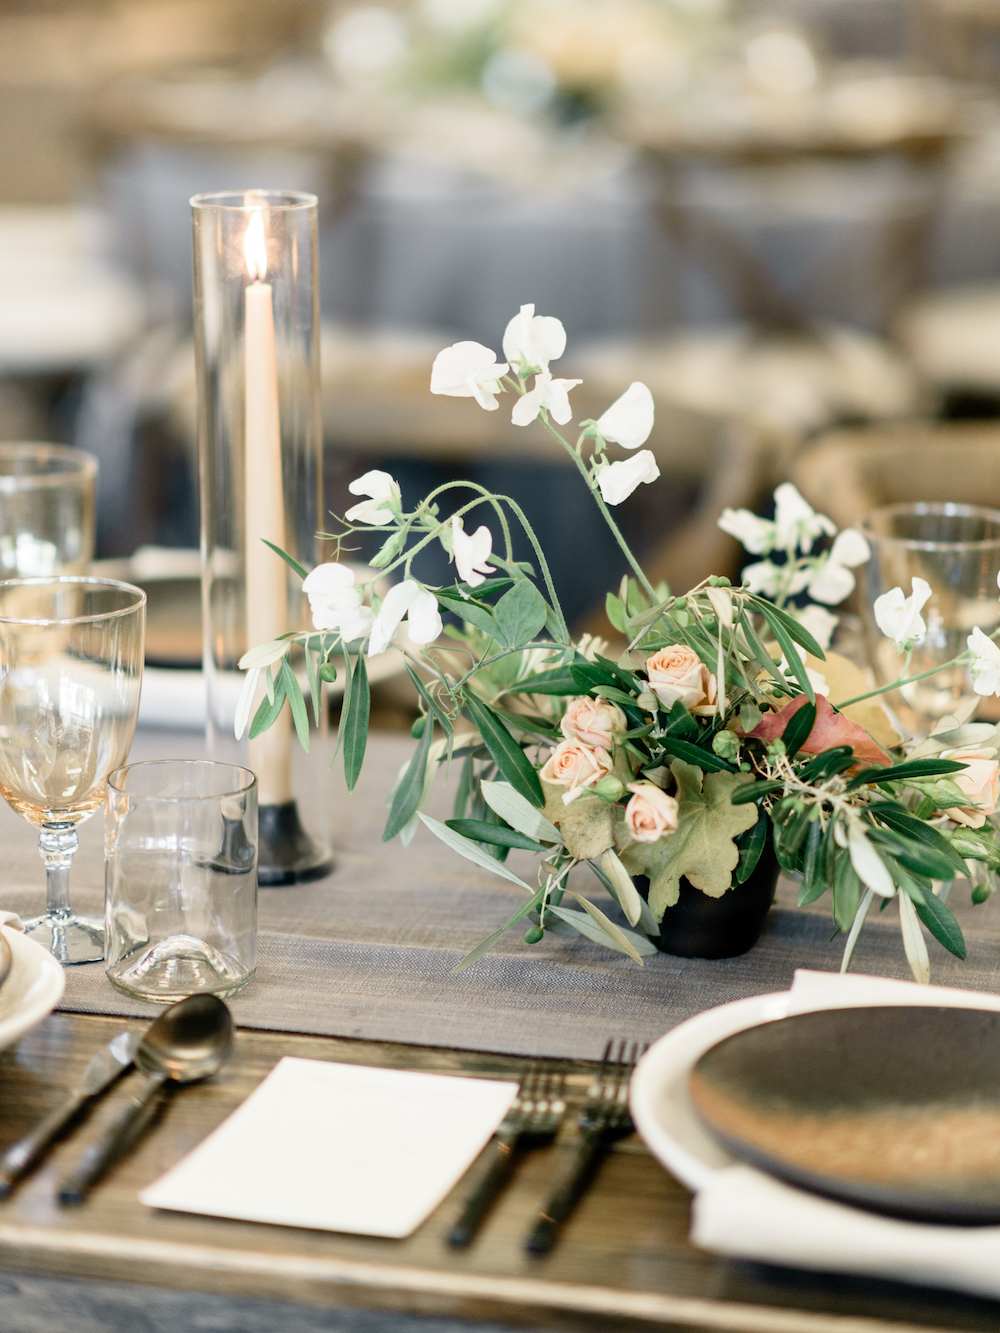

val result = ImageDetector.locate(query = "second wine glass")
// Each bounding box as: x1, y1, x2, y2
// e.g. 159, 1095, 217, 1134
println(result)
0, 577, 145, 964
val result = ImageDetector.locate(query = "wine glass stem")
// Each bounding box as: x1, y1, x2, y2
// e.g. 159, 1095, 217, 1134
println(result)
38, 822, 78, 918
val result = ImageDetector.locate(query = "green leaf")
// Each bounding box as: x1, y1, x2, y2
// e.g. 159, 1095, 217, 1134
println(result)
737, 612, 791, 693
342, 653, 370, 792
435, 588, 497, 638
445, 819, 544, 852
734, 811, 767, 884
452, 886, 546, 973
781, 701, 816, 759
869, 802, 968, 877
619, 759, 760, 915
588, 855, 659, 933
418, 814, 535, 891
605, 593, 628, 633
505, 667, 578, 696
492, 580, 549, 649
798, 819, 825, 905
305, 642, 322, 727
248, 669, 287, 738
867, 828, 958, 882
383, 711, 432, 840
277, 658, 310, 753
404, 664, 453, 741
660, 735, 736, 773
731, 779, 782, 804
910, 886, 967, 960
748, 596, 826, 661
755, 601, 814, 702
797, 746, 855, 783
846, 759, 965, 791
463, 693, 543, 807
565, 890, 645, 964
832, 852, 861, 933
481, 780, 562, 843
546, 904, 658, 958
260, 539, 309, 580
453, 751, 475, 821
485, 703, 560, 740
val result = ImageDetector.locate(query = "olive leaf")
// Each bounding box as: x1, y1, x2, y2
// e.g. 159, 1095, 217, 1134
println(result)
618, 759, 759, 917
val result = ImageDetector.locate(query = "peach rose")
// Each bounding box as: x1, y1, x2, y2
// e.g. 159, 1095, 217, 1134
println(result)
645, 645, 717, 714
560, 696, 627, 750
625, 781, 680, 843
540, 738, 613, 805
944, 747, 1000, 829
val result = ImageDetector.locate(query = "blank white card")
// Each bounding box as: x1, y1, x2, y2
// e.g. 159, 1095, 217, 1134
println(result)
140, 1057, 518, 1238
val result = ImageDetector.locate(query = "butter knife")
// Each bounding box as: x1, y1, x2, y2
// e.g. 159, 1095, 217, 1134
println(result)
0, 1029, 139, 1197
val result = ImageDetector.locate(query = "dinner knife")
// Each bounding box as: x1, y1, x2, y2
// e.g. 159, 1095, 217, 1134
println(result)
0, 1029, 139, 1197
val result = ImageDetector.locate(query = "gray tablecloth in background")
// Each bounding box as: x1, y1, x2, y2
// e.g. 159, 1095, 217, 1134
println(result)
4, 730, 1000, 1061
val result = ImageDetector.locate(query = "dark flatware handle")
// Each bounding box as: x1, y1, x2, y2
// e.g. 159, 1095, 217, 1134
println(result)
525, 1126, 604, 1256
0, 1090, 89, 1197
448, 1131, 519, 1248
58, 1074, 166, 1206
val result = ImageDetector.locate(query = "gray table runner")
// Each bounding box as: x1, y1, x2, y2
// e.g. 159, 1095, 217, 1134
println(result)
4, 730, 1000, 1060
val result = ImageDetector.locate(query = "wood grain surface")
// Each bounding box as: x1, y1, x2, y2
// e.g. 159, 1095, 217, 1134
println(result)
0, 1014, 999, 1333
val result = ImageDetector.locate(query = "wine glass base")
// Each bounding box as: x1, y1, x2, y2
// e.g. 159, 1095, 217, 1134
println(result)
21, 912, 104, 966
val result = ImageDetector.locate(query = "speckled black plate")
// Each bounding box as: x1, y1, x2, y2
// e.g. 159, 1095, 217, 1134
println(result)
689, 1005, 1000, 1224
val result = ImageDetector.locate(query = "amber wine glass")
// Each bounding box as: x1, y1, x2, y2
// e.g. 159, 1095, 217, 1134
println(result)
0, 578, 145, 964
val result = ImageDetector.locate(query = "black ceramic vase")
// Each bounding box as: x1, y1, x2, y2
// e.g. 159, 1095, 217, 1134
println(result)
636, 847, 780, 960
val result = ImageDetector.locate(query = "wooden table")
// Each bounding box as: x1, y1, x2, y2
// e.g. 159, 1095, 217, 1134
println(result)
1, 1012, 999, 1333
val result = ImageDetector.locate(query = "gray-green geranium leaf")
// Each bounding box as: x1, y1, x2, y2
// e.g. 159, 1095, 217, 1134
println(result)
481, 781, 562, 844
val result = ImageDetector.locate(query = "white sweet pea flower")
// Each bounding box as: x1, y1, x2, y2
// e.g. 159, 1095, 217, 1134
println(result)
773, 483, 836, 552
968, 626, 1000, 696
794, 603, 839, 651
807, 556, 856, 606
345, 469, 400, 525
502, 304, 566, 371
368, 580, 442, 657
597, 450, 660, 506
741, 560, 811, 599
717, 507, 777, 555
302, 562, 374, 641
511, 370, 582, 427
430, 341, 509, 411
595, 382, 654, 450
829, 527, 870, 568
451, 515, 495, 587
874, 576, 932, 649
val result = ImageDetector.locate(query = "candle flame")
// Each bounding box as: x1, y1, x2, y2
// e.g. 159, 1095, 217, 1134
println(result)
243, 210, 268, 282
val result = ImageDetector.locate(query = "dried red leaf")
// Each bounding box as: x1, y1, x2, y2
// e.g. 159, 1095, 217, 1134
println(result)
749, 694, 892, 768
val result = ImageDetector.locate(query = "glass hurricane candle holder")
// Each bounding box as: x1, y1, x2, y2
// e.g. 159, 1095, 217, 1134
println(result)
0, 443, 96, 576
859, 502, 1000, 737
191, 189, 332, 885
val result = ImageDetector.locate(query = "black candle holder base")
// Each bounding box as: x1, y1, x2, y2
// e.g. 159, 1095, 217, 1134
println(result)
257, 800, 334, 886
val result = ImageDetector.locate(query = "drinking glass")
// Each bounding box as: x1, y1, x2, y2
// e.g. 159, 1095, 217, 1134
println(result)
859, 503, 1000, 738
105, 760, 257, 1002
0, 578, 145, 964
0, 443, 96, 575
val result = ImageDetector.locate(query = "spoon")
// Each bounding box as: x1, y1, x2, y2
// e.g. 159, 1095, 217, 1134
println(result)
58, 994, 233, 1205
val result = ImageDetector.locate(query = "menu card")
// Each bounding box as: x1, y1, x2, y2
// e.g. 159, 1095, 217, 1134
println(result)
140, 1057, 518, 1238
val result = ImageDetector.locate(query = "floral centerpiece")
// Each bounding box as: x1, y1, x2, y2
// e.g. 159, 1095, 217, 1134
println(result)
239, 304, 1000, 984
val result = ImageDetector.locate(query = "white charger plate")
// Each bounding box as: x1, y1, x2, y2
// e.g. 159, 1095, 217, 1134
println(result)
628, 992, 793, 1193
628, 977, 1000, 1193
0, 912, 65, 1054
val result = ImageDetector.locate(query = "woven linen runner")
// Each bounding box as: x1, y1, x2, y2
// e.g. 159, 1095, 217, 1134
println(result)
4, 730, 1000, 1060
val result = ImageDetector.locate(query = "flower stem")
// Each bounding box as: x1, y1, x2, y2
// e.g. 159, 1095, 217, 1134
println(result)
538, 414, 658, 602
837, 655, 971, 708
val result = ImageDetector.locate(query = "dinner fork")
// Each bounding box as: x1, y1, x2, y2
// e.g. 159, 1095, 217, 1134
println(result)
447, 1064, 566, 1248
524, 1039, 645, 1255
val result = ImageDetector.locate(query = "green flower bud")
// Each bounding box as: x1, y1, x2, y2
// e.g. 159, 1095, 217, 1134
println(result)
592, 775, 626, 803
411, 716, 428, 739
524, 926, 544, 944
319, 662, 337, 683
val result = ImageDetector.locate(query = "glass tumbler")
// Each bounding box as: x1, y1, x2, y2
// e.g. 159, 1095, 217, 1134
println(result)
0, 443, 96, 575
859, 503, 1000, 737
105, 760, 257, 1001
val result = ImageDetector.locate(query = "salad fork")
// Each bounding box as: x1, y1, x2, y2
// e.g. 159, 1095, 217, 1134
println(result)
447, 1063, 566, 1248
524, 1039, 645, 1255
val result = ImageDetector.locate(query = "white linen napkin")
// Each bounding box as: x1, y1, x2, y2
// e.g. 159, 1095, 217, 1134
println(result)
690, 970, 1000, 1300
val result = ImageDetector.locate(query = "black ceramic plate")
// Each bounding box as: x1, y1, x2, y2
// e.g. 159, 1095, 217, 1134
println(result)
689, 1005, 1000, 1224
